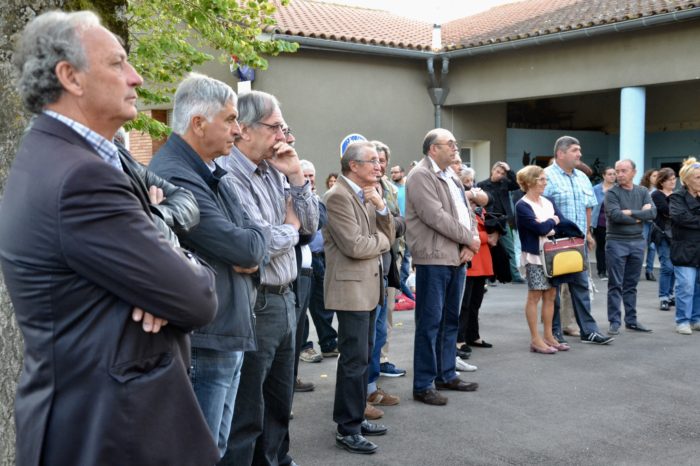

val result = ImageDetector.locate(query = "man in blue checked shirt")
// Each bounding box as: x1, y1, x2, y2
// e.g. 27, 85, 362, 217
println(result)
543, 136, 614, 345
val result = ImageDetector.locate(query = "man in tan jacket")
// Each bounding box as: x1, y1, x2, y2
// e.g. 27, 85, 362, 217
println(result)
406, 128, 480, 406
324, 141, 396, 454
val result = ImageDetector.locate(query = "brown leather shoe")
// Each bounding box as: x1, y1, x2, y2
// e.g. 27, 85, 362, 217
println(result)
364, 402, 384, 420
412, 388, 448, 406
435, 377, 479, 392
367, 388, 400, 406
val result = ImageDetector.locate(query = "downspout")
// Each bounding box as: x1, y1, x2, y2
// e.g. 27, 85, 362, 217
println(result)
427, 25, 449, 128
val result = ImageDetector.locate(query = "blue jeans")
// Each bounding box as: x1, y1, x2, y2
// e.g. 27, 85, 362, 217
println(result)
656, 239, 675, 301
413, 264, 465, 392
190, 347, 244, 458
308, 253, 338, 353
400, 247, 415, 300
368, 280, 388, 391
223, 289, 296, 466
552, 260, 600, 337
674, 266, 700, 325
643, 223, 656, 274
606, 238, 645, 326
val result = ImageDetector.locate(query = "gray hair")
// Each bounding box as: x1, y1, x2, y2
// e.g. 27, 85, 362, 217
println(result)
422, 129, 442, 155
553, 135, 580, 157
300, 159, 315, 174
14, 10, 101, 113
237, 90, 280, 126
341, 141, 375, 175
171, 73, 237, 135
372, 140, 391, 160
461, 166, 475, 179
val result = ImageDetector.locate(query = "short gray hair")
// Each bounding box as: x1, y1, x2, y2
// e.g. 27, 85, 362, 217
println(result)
14, 10, 101, 113
461, 166, 475, 179
422, 129, 441, 155
171, 73, 237, 135
553, 135, 580, 157
372, 140, 390, 160
341, 141, 375, 175
300, 159, 315, 174
237, 90, 280, 126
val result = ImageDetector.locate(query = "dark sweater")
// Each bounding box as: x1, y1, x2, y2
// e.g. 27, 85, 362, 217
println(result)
604, 184, 656, 241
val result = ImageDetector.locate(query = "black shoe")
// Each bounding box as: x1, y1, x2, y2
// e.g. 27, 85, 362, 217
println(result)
660, 301, 670, 311
413, 388, 448, 405
626, 322, 653, 333
581, 332, 614, 345
669, 297, 676, 306
456, 347, 471, 359
554, 334, 568, 344
608, 323, 620, 335
335, 433, 378, 454
360, 420, 387, 436
435, 377, 479, 392
294, 377, 315, 392
646, 271, 657, 281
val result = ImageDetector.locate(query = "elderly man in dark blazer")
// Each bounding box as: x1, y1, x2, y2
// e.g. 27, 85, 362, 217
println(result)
324, 141, 395, 454
0, 11, 220, 466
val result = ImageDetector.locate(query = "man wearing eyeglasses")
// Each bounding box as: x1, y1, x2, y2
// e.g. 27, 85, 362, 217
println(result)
219, 91, 319, 465
406, 128, 480, 406
324, 141, 395, 454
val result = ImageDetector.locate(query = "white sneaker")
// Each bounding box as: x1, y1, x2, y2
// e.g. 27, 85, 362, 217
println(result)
677, 323, 692, 335
456, 357, 477, 372
691, 322, 700, 331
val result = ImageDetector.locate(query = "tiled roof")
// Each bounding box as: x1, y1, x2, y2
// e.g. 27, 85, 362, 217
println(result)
270, 0, 699, 52
270, 0, 433, 50
442, 0, 698, 50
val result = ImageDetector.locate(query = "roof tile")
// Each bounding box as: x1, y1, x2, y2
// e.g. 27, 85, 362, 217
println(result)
270, 0, 699, 52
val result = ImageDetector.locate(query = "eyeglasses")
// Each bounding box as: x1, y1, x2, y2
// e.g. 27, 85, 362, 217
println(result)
433, 140, 458, 149
282, 127, 292, 136
257, 122, 285, 134
355, 158, 381, 166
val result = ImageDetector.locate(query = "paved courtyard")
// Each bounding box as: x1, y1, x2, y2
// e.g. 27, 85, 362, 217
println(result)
289, 274, 700, 465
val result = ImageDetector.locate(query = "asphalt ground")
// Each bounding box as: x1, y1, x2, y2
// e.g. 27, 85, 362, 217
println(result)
288, 273, 700, 466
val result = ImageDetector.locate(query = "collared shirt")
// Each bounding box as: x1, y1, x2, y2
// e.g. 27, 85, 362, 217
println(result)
341, 175, 389, 216
43, 110, 122, 171
431, 158, 471, 231
219, 147, 319, 286
543, 161, 597, 233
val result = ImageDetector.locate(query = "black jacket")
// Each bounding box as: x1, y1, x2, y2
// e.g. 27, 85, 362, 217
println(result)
0, 115, 220, 465
478, 170, 519, 226
117, 142, 199, 245
669, 188, 700, 267
150, 133, 270, 352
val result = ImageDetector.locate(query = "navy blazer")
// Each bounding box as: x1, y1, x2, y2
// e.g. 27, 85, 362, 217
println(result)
0, 115, 220, 465
149, 133, 270, 352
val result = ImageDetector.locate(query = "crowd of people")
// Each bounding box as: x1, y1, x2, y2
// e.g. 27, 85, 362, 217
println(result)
2, 10, 700, 465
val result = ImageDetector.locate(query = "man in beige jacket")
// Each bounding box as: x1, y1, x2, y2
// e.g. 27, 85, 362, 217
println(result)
324, 141, 396, 454
406, 128, 481, 406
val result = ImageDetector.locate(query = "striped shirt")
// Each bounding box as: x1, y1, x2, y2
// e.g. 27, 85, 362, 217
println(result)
543, 162, 597, 233
43, 110, 123, 171
432, 158, 472, 232
219, 147, 319, 286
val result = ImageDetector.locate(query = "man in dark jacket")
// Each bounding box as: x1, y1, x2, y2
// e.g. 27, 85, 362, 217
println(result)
478, 161, 524, 282
0, 11, 220, 465
149, 73, 270, 459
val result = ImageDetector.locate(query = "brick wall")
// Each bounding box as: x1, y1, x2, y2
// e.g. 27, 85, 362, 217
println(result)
128, 110, 168, 165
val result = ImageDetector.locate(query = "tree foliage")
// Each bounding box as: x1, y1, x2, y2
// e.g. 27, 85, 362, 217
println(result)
126, 0, 297, 138
65, 0, 298, 138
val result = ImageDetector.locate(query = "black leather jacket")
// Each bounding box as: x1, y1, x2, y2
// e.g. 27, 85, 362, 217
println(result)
117, 143, 199, 246
670, 187, 700, 267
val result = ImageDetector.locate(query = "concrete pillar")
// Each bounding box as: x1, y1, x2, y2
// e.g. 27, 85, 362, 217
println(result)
619, 87, 646, 182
